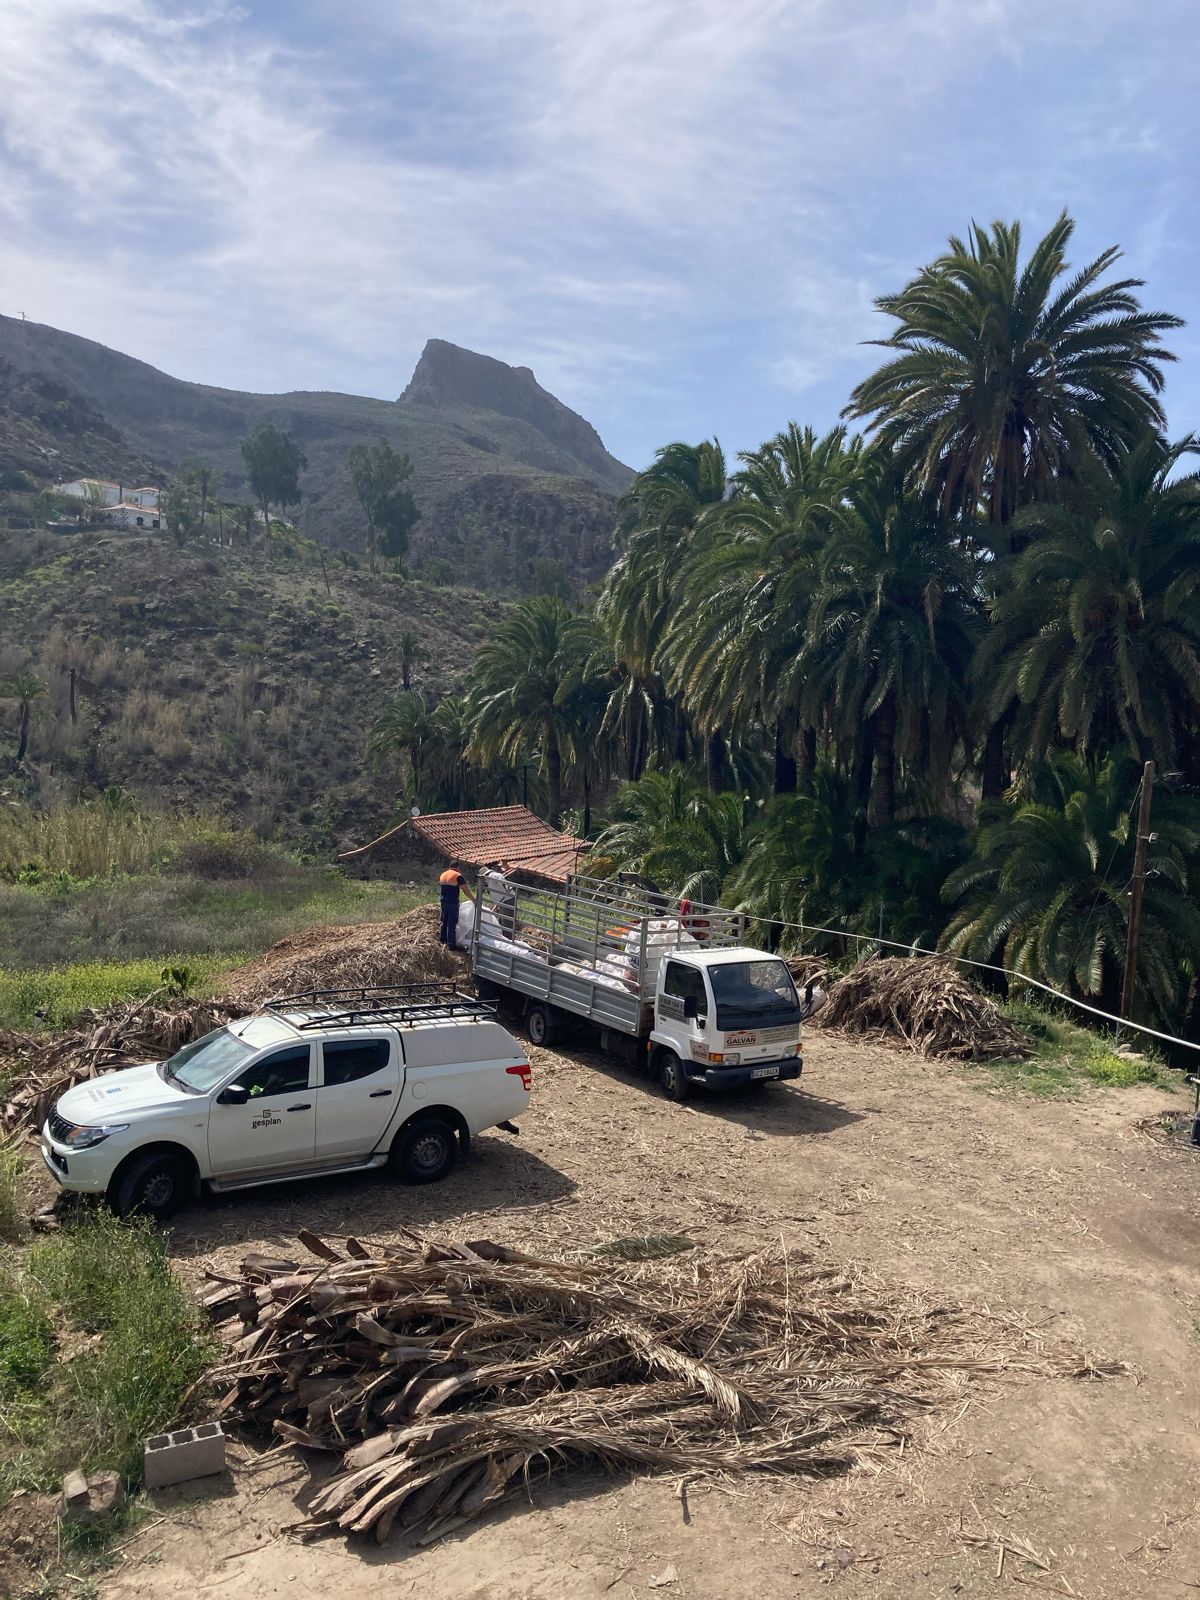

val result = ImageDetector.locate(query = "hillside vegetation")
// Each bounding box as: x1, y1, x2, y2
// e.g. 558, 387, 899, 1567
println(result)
0, 530, 489, 841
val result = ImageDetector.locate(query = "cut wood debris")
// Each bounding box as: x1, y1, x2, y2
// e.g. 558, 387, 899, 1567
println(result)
201, 1229, 1103, 1546
0, 992, 240, 1135
796, 954, 1028, 1060
221, 905, 463, 1007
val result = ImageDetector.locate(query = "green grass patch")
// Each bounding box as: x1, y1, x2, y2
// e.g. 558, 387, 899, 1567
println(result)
0, 1210, 216, 1507
0, 868, 422, 974
979, 1000, 1180, 1098
0, 955, 235, 1030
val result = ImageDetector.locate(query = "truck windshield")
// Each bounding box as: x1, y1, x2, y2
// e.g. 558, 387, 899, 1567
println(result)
709, 960, 801, 1033
160, 1027, 253, 1094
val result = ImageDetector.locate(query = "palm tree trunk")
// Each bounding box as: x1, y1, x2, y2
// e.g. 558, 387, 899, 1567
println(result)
17, 703, 29, 763
799, 726, 817, 793
582, 770, 592, 836
982, 717, 1009, 801
546, 731, 562, 822
674, 697, 689, 765
773, 719, 797, 794
706, 729, 727, 792
869, 694, 897, 827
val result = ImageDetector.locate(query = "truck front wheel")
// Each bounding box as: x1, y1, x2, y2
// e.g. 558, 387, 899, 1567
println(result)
109, 1151, 191, 1220
658, 1050, 690, 1103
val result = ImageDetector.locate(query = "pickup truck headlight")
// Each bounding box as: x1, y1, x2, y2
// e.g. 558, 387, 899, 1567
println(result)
56, 1122, 129, 1150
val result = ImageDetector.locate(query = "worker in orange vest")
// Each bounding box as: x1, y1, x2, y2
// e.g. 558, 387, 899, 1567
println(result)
438, 866, 468, 950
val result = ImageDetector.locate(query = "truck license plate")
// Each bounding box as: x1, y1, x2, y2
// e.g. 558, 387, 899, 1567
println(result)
751, 1066, 779, 1080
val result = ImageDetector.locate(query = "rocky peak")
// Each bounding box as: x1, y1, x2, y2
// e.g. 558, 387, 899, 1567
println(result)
398, 339, 627, 489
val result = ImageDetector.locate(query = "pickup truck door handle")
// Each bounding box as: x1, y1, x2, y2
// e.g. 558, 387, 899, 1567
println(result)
369, 1089, 392, 1098
287, 1103, 312, 1112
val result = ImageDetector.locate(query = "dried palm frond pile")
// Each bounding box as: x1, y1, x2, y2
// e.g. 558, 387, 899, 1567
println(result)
222, 906, 463, 1007
815, 955, 1027, 1059
0, 992, 240, 1134
202, 1229, 1084, 1545
784, 954, 834, 993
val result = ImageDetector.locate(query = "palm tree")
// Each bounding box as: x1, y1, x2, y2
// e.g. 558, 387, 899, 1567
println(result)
598, 440, 729, 787
368, 691, 432, 800
669, 425, 864, 794
977, 432, 1200, 769
845, 212, 1182, 532
1, 670, 49, 764
799, 459, 981, 826
397, 631, 427, 692
467, 596, 604, 822
594, 766, 751, 900
942, 752, 1200, 1026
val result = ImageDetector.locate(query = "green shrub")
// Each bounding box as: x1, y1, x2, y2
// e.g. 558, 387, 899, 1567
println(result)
7, 1212, 219, 1489
167, 826, 269, 880
0, 1280, 53, 1393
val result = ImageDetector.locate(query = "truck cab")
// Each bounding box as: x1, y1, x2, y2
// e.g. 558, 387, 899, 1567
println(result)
652, 949, 804, 1100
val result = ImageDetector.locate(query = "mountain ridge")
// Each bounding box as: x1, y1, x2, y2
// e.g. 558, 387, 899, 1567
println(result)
0, 316, 631, 591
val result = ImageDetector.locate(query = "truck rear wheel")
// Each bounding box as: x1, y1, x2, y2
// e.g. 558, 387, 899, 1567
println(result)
527, 1004, 557, 1048
658, 1050, 690, 1103
391, 1117, 457, 1184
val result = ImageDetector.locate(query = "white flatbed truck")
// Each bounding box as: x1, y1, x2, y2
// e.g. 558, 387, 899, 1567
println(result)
468, 874, 804, 1100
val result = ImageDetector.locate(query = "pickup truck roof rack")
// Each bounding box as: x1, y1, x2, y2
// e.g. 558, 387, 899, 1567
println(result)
261, 982, 495, 1032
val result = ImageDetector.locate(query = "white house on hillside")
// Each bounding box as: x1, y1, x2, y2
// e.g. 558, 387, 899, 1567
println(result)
53, 478, 160, 510
108, 502, 162, 530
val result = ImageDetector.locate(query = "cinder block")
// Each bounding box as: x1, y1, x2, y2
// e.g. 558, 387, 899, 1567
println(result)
143, 1422, 226, 1489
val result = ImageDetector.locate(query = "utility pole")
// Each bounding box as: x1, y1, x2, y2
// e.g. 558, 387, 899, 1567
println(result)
1120, 759, 1156, 1020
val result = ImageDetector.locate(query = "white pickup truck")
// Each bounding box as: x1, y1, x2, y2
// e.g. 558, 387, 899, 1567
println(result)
468, 874, 806, 1100
41, 985, 531, 1219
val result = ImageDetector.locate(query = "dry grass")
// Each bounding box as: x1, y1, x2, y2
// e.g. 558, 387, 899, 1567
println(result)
0, 798, 187, 880
202, 1230, 1113, 1546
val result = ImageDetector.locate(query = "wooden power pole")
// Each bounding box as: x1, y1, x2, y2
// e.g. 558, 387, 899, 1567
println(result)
1120, 759, 1156, 1020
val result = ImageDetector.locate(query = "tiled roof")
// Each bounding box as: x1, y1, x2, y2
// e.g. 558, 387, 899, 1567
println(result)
414, 806, 589, 884
338, 805, 589, 884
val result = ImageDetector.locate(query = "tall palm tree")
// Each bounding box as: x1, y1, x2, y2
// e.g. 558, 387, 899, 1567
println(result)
845, 212, 1182, 531
467, 596, 604, 822
2, 670, 48, 764
799, 460, 981, 826
669, 425, 864, 793
942, 753, 1200, 1025
397, 631, 426, 692
977, 432, 1200, 769
598, 441, 729, 787
368, 691, 432, 800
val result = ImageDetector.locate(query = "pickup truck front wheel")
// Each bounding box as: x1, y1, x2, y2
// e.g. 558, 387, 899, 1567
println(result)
658, 1050, 690, 1103
390, 1117, 457, 1185
109, 1151, 190, 1220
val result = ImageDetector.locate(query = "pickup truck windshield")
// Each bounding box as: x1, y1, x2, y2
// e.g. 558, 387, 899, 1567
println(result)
709, 960, 801, 1033
160, 1027, 253, 1094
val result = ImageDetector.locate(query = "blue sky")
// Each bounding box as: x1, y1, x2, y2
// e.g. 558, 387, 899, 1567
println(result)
1, 0, 1196, 470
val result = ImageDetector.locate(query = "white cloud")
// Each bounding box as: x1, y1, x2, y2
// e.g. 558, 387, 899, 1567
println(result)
0, 0, 1193, 462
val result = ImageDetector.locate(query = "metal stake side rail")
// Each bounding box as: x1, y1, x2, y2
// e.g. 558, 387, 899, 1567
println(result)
468, 873, 747, 1039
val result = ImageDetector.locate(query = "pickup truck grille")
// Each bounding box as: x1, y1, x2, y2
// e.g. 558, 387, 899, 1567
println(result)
48, 1109, 73, 1143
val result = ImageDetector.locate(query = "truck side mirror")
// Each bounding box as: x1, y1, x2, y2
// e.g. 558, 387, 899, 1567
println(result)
217, 1083, 249, 1106
683, 995, 699, 1021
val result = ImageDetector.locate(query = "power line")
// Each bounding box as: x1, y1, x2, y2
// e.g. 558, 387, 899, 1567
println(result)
739, 907, 1200, 1058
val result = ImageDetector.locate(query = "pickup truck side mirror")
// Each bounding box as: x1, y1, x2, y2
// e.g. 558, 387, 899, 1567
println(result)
217, 1083, 250, 1106
683, 994, 706, 1025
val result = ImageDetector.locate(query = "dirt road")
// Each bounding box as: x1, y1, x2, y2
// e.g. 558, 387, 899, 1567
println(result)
101, 1030, 1200, 1600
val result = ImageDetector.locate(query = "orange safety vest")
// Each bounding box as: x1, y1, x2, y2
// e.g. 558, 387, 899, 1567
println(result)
439, 869, 465, 887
